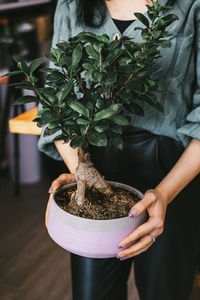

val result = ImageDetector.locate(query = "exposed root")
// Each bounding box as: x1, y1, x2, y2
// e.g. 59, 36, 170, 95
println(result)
73, 147, 113, 205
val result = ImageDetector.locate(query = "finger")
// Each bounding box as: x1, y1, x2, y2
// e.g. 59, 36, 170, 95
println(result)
128, 189, 157, 217
45, 194, 53, 228
119, 217, 156, 248
118, 234, 153, 257
48, 173, 76, 193
121, 244, 151, 260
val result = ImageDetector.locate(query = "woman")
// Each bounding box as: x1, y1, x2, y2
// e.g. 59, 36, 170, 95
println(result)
39, 0, 200, 299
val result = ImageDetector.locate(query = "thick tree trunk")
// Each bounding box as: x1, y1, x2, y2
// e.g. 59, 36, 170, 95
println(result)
72, 147, 113, 206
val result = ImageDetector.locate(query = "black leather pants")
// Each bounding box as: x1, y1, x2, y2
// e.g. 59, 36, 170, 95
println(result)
70, 126, 200, 300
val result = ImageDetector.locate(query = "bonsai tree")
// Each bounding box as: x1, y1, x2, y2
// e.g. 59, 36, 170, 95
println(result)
4, 0, 178, 208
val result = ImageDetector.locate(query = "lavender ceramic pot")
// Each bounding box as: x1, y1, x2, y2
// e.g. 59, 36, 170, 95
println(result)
47, 181, 147, 258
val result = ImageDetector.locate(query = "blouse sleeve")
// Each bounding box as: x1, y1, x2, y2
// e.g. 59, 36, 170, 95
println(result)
37, 0, 71, 161
177, 15, 200, 146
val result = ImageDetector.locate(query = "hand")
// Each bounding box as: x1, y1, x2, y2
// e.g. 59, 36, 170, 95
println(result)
45, 173, 76, 228
117, 188, 168, 260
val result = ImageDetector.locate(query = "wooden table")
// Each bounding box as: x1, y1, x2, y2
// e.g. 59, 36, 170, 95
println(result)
9, 106, 42, 135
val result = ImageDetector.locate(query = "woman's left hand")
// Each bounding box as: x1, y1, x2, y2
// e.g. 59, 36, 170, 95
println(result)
117, 188, 168, 260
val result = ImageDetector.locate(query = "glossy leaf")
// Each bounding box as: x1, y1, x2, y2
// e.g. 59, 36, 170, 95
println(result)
86, 45, 100, 61
96, 34, 110, 44
9, 81, 34, 90
29, 58, 43, 74
110, 125, 123, 135
2, 70, 23, 77
38, 108, 59, 122
70, 136, 85, 148
134, 13, 149, 27
43, 127, 60, 137
14, 95, 38, 105
13, 56, 29, 74
72, 44, 82, 65
111, 133, 124, 150
56, 81, 74, 102
125, 102, 144, 117
94, 121, 109, 133
53, 134, 70, 142
110, 115, 129, 126
87, 131, 107, 147
76, 118, 90, 125
93, 104, 121, 122
68, 100, 90, 118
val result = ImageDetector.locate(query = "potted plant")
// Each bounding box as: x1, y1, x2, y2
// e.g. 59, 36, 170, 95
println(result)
4, 0, 178, 258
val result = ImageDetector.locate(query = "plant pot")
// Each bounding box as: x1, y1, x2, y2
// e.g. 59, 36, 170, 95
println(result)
47, 181, 147, 258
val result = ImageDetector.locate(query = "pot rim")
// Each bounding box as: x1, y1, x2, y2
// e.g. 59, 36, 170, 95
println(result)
52, 181, 144, 223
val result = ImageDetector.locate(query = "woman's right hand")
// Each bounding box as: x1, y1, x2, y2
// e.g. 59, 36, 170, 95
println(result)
45, 173, 76, 228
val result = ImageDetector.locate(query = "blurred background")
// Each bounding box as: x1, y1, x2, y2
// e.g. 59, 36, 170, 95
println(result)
0, 0, 199, 299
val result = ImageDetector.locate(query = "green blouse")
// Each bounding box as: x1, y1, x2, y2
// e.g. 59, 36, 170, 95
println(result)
38, 0, 200, 161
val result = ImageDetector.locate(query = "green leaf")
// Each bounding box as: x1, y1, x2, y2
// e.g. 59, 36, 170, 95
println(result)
162, 14, 179, 26
76, 118, 90, 125
92, 71, 103, 82
124, 102, 144, 117
68, 100, 90, 118
110, 115, 129, 126
96, 99, 104, 110
82, 63, 94, 71
29, 58, 43, 74
96, 34, 110, 44
56, 81, 74, 102
14, 95, 38, 105
147, 79, 156, 87
87, 131, 107, 147
9, 81, 34, 90
93, 104, 121, 122
38, 108, 59, 122
43, 127, 60, 137
72, 44, 82, 66
70, 136, 85, 148
104, 73, 117, 84
110, 125, 123, 135
104, 49, 123, 65
64, 119, 76, 125
13, 56, 29, 74
111, 133, 124, 150
50, 47, 62, 60
94, 121, 109, 133
61, 108, 72, 118
151, 30, 162, 39
84, 70, 93, 80
134, 13, 150, 27
86, 45, 100, 61
93, 42, 104, 53
86, 101, 94, 116
2, 70, 23, 77
38, 87, 56, 103
157, 40, 171, 48
119, 57, 132, 66
48, 121, 60, 129
142, 95, 164, 113
56, 41, 69, 51
46, 71, 65, 82
53, 134, 70, 142
32, 117, 47, 128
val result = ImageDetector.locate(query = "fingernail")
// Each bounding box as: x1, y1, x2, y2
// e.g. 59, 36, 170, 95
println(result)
119, 242, 126, 248
128, 208, 138, 217
117, 254, 126, 259
48, 186, 54, 193
120, 256, 128, 261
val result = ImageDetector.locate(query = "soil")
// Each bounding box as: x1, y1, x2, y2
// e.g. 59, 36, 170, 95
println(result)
54, 185, 141, 220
